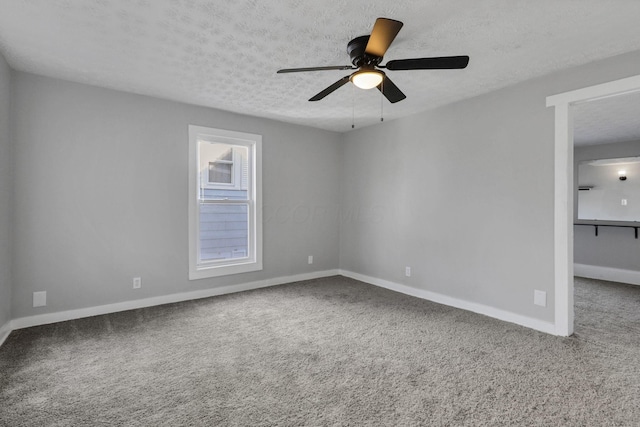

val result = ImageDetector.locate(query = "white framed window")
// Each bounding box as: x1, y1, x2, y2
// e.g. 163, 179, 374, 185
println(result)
188, 125, 262, 280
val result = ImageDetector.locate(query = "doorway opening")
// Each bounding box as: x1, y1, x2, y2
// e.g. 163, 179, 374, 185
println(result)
547, 75, 640, 336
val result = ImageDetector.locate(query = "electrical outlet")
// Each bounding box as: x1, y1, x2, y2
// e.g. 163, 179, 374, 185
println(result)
133, 277, 142, 289
622, 199, 628, 206
405, 266, 411, 277
308, 255, 313, 264
33, 291, 47, 307
534, 290, 547, 307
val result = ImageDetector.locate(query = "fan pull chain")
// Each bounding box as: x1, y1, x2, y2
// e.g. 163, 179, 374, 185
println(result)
352, 83, 355, 129
380, 79, 384, 122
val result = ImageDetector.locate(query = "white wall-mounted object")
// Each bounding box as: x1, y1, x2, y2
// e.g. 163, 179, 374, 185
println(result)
534, 290, 547, 307
33, 292, 47, 307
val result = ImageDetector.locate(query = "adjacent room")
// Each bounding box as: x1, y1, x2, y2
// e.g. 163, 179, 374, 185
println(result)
1, 1, 640, 425
572, 91, 640, 342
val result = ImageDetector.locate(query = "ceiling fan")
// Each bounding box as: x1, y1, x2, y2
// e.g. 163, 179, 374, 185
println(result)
277, 18, 469, 103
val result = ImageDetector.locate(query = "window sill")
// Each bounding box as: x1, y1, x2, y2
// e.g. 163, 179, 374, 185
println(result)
189, 260, 263, 280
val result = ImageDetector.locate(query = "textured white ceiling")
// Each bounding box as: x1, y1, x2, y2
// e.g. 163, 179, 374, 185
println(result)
574, 90, 640, 146
1, 0, 640, 133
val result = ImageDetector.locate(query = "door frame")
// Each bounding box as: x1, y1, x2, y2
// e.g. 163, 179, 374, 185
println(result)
547, 75, 640, 336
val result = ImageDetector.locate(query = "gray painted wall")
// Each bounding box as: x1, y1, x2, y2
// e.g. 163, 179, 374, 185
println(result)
339, 50, 640, 324
7, 49, 640, 327
574, 140, 640, 270
0, 52, 11, 327
11, 72, 341, 319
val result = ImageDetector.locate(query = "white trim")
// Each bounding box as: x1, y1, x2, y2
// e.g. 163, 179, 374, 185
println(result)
3, 269, 559, 344
10, 270, 339, 331
551, 103, 575, 336
340, 270, 556, 335
0, 321, 11, 347
547, 74, 640, 337
546, 75, 640, 107
574, 263, 640, 286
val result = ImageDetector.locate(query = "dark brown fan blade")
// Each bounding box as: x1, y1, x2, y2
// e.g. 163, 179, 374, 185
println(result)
385, 56, 469, 70
365, 18, 403, 58
377, 76, 406, 103
277, 65, 355, 73
309, 76, 351, 101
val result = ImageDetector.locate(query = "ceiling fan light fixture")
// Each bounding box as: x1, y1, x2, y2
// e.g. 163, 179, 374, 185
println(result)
350, 69, 384, 90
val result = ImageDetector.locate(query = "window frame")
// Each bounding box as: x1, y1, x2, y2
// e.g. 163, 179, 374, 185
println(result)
188, 125, 263, 280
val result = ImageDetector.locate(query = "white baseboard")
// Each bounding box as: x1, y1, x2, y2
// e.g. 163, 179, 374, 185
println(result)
339, 270, 557, 335
10, 269, 340, 331
3, 268, 559, 344
574, 263, 640, 286
0, 320, 12, 347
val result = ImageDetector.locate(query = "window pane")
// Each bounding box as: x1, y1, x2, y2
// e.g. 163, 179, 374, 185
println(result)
209, 162, 232, 184
199, 203, 249, 262
200, 142, 249, 200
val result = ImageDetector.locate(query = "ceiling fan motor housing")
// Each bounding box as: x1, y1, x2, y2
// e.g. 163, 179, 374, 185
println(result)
347, 35, 382, 67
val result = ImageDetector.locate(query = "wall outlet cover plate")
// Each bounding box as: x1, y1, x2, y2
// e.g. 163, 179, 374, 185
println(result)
534, 290, 547, 307
33, 291, 47, 307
